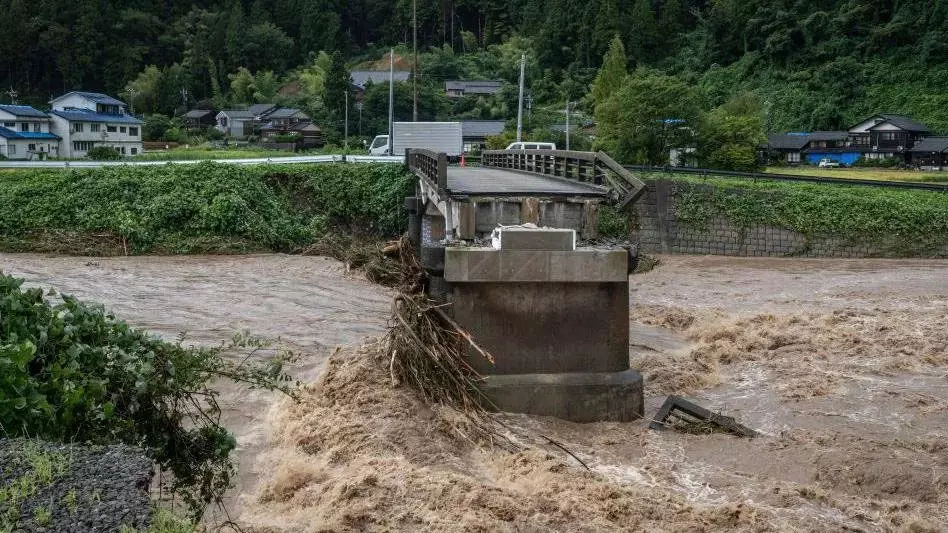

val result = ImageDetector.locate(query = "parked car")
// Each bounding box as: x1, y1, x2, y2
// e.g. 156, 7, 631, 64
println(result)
505, 141, 556, 150
818, 158, 841, 168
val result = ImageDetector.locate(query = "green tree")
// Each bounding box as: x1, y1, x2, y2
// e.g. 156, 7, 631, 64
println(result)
591, 36, 627, 109
699, 94, 766, 171
595, 71, 701, 164
241, 22, 295, 73
627, 0, 659, 64
229, 67, 256, 104
126, 65, 164, 115
324, 51, 351, 118
224, 0, 245, 72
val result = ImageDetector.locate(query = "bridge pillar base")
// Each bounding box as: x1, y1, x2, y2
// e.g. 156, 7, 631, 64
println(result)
482, 370, 644, 423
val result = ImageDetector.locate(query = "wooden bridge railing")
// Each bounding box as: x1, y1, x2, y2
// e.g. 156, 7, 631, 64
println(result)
481, 149, 647, 208
406, 148, 447, 190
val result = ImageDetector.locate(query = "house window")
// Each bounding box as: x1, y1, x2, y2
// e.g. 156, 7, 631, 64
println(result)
3, 122, 13, 127
787, 152, 800, 163
74, 123, 84, 133
131, 147, 138, 155
33, 123, 40, 132
120, 146, 126, 154
107, 125, 117, 133
8, 144, 15, 154
91, 124, 100, 132
120, 126, 127, 133
28, 144, 36, 151
129, 127, 138, 136
880, 132, 897, 141
72, 141, 94, 152
20, 123, 28, 132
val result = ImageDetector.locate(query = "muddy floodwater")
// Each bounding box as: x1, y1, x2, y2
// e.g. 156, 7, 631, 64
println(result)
2, 253, 946, 531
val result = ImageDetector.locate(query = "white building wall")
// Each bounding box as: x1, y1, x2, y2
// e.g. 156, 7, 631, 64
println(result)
849, 117, 884, 134
49, 114, 142, 158
0, 138, 58, 160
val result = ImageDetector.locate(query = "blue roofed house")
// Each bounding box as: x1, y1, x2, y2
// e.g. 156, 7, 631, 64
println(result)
0, 104, 61, 159
48, 91, 143, 158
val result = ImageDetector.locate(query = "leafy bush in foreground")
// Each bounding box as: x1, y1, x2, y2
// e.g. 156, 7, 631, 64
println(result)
0, 273, 296, 517
0, 162, 414, 255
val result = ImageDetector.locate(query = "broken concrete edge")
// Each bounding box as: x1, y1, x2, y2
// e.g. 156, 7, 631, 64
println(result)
649, 395, 759, 438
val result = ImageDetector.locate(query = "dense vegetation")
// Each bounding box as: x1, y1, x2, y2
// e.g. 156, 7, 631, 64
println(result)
5, 1, 948, 164
0, 163, 414, 254
2, 1, 947, 121
0, 274, 295, 518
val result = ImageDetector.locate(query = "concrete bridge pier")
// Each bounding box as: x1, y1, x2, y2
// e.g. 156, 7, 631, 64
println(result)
405, 148, 648, 422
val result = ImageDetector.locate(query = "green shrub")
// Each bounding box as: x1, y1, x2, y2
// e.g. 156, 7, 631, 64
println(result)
0, 274, 297, 517
852, 157, 899, 168
273, 133, 300, 143
86, 146, 122, 160
0, 162, 414, 254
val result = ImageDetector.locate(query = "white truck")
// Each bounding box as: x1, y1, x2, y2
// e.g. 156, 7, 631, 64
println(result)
368, 121, 463, 157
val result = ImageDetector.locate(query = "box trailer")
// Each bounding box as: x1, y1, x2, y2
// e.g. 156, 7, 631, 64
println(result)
368, 121, 464, 157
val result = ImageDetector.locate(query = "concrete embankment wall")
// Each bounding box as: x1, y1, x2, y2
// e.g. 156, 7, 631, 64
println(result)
631, 179, 948, 258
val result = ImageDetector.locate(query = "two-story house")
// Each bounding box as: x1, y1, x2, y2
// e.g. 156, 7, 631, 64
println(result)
767, 114, 933, 165
0, 104, 61, 159
48, 91, 143, 158
847, 114, 931, 160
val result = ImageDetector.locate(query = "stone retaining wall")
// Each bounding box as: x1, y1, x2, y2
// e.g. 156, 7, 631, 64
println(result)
632, 179, 948, 258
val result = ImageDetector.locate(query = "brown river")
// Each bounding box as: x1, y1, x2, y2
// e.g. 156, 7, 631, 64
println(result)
2, 253, 946, 531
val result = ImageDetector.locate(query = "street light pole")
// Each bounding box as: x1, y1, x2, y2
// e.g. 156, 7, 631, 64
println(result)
516, 54, 525, 142
388, 48, 394, 155
412, 0, 418, 122
344, 89, 348, 151
565, 100, 570, 151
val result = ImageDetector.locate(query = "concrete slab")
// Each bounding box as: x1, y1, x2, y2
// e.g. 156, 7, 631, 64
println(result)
498, 227, 575, 251
482, 370, 644, 423
446, 167, 608, 196
444, 248, 627, 282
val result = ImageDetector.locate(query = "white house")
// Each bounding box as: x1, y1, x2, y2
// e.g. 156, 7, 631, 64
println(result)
216, 109, 254, 138
48, 91, 143, 158
0, 104, 61, 160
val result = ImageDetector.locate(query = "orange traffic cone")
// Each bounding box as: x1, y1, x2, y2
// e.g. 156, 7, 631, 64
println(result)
460, 152, 466, 167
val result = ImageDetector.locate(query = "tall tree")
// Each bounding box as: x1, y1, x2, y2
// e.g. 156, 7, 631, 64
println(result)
591, 36, 627, 108
224, 0, 245, 72
627, 0, 658, 65
323, 51, 351, 129
595, 72, 701, 164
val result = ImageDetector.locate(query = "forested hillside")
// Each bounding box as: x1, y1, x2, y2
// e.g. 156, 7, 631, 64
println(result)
3, 0, 948, 134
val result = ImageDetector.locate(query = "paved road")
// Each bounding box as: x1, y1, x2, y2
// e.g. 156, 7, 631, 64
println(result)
0, 154, 404, 168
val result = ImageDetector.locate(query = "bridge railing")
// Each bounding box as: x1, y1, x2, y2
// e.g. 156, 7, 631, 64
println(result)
406, 148, 447, 190
481, 149, 647, 207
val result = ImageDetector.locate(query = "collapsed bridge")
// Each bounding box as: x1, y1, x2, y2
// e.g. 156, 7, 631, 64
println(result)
405, 148, 648, 422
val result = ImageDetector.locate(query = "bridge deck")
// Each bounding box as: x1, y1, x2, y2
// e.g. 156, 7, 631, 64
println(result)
445, 167, 608, 197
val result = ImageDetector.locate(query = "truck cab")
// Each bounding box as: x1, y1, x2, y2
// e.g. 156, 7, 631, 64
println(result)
369, 135, 390, 155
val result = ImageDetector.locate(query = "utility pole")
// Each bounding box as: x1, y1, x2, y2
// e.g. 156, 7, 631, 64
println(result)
412, 0, 418, 122
344, 89, 349, 151
516, 54, 525, 142
565, 100, 571, 151
5, 88, 18, 105
388, 48, 394, 155
125, 88, 138, 115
